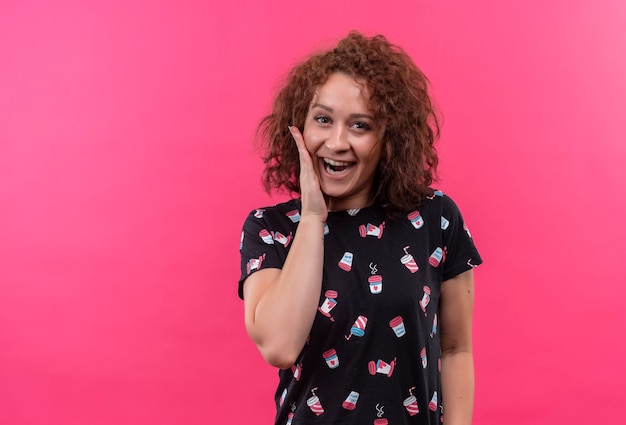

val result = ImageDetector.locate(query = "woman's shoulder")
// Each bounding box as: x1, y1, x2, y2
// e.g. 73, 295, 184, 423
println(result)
244, 198, 302, 223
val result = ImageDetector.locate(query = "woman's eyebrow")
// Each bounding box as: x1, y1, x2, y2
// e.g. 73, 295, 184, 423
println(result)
310, 103, 374, 120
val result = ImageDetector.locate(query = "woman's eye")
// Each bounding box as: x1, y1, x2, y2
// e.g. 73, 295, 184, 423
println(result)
315, 115, 330, 124
353, 121, 371, 130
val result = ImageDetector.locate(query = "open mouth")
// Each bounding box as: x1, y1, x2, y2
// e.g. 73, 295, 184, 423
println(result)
322, 158, 354, 175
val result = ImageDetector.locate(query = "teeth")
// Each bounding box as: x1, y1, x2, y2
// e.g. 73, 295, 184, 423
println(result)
324, 158, 351, 166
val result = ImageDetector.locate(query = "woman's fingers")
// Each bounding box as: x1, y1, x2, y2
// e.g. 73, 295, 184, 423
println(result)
288, 126, 327, 221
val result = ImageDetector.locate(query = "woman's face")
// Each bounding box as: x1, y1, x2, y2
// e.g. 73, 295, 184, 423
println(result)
303, 73, 382, 211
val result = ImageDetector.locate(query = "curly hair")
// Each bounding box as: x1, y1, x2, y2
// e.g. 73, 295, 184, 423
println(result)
256, 31, 440, 214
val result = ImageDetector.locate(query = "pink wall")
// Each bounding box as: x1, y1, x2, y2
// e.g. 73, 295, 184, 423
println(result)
1, 0, 625, 423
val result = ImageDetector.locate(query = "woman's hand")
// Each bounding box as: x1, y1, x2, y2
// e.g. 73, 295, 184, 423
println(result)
289, 126, 327, 223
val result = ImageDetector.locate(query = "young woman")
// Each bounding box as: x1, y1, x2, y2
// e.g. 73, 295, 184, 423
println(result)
238, 31, 482, 425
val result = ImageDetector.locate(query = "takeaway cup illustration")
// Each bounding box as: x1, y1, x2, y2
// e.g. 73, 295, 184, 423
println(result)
368, 275, 383, 294
286, 210, 300, 223
359, 222, 385, 239
322, 349, 339, 369
259, 229, 274, 244
389, 316, 406, 337
431, 314, 438, 337
429, 247, 443, 267
318, 290, 338, 322
291, 363, 302, 381
403, 387, 419, 416
419, 286, 431, 316
279, 388, 287, 407
400, 246, 418, 273
441, 216, 450, 230
428, 391, 438, 411
286, 412, 294, 425
342, 391, 360, 410
307, 388, 324, 416
338, 252, 354, 271
273, 231, 292, 247
346, 315, 368, 340
368, 358, 397, 377
420, 347, 427, 368
407, 210, 424, 229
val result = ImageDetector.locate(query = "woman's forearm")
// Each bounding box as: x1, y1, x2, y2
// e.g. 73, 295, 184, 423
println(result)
441, 350, 474, 425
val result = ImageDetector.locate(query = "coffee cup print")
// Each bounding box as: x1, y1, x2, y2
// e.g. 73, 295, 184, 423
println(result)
279, 388, 287, 407
359, 222, 385, 239
389, 316, 406, 338
401, 246, 418, 273
291, 363, 302, 381
274, 231, 292, 247
323, 349, 339, 369
429, 247, 443, 267
373, 419, 388, 425
420, 347, 427, 368
342, 391, 360, 410
403, 387, 419, 416
338, 252, 353, 272
253, 209, 265, 218
259, 229, 274, 245
346, 315, 368, 340
428, 391, 438, 411
286, 412, 294, 425
368, 275, 383, 294
368, 358, 396, 377
307, 388, 324, 416
318, 290, 338, 322
419, 286, 431, 316
286, 210, 301, 223
246, 254, 265, 275
430, 314, 438, 337
407, 211, 424, 229
441, 216, 450, 230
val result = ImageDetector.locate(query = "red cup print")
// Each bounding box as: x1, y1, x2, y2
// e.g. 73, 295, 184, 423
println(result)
401, 246, 418, 273
338, 252, 353, 271
307, 388, 324, 416
428, 391, 438, 411
368, 275, 383, 294
420, 347, 427, 368
259, 229, 274, 244
346, 315, 368, 340
403, 396, 419, 416
342, 391, 359, 410
286, 210, 300, 223
318, 290, 338, 321
323, 349, 339, 369
389, 316, 406, 337
429, 247, 443, 267
420, 286, 431, 316
407, 210, 424, 229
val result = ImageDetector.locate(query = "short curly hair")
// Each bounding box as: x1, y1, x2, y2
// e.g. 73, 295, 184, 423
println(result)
257, 31, 440, 214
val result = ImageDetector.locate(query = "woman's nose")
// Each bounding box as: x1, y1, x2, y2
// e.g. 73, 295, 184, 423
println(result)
325, 126, 349, 151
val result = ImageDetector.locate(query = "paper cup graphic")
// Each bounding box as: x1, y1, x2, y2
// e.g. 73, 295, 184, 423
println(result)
342, 391, 359, 410
401, 246, 418, 273
318, 290, 338, 321
323, 223, 329, 235
274, 231, 292, 247
441, 216, 450, 230
420, 286, 431, 315
428, 391, 438, 411
286, 412, 294, 425
338, 252, 353, 272
403, 395, 419, 416
346, 315, 368, 340
407, 211, 424, 229
375, 358, 396, 377
279, 388, 287, 406
389, 316, 406, 337
307, 388, 324, 416
323, 349, 339, 369
373, 419, 388, 425
253, 209, 264, 218
286, 210, 301, 223
431, 314, 438, 337
429, 247, 443, 267
259, 229, 274, 244
291, 363, 301, 381
368, 275, 383, 294
420, 347, 427, 368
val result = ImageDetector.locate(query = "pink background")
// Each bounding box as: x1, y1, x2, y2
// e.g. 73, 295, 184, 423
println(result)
1, 0, 625, 423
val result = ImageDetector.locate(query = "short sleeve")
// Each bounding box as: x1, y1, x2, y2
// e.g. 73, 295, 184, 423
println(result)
238, 208, 292, 299
440, 195, 483, 281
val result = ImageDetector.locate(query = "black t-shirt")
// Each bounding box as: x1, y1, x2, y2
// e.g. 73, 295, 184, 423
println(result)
239, 192, 482, 425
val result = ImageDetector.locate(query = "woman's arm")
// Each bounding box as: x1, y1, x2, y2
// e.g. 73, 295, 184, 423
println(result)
243, 126, 327, 369
440, 269, 475, 425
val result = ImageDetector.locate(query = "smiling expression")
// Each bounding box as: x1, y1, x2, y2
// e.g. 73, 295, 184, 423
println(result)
303, 73, 382, 211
